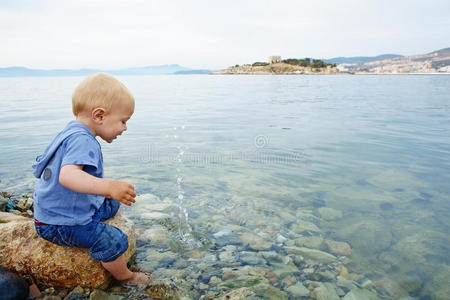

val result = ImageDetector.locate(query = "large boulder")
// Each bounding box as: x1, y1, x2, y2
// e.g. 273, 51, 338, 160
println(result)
0, 212, 136, 289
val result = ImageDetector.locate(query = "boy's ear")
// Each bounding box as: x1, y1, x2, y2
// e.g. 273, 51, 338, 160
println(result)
92, 108, 106, 124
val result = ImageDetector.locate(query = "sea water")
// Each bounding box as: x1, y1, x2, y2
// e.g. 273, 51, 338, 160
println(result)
0, 75, 449, 298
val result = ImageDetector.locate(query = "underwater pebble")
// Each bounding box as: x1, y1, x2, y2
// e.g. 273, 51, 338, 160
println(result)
239, 232, 272, 250
239, 251, 266, 265
248, 267, 265, 277
286, 282, 310, 297
317, 207, 343, 221
325, 240, 353, 256
188, 251, 206, 259
295, 236, 324, 249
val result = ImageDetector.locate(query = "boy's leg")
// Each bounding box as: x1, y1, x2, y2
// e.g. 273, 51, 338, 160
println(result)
102, 256, 150, 285
101, 255, 132, 280
92, 198, 121, 222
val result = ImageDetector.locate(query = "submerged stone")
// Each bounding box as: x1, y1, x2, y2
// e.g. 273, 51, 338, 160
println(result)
335, 220, 393, 255
317, 207, 343, 221
285, 246, 336, 263
342, 288, 371, 300
286, 282, 310, 297
294, 236, 324, 249
219, 287, 254, 300
325, 239, 353, 256
239, 232, 272, 251
314, 283, 340, 300
290, 220, 321, 233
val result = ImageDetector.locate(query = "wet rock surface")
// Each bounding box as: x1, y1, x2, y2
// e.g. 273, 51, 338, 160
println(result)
0, 206, 136, 289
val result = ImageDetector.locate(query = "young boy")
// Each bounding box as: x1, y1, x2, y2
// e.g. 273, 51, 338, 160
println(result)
32, 73, 149, 285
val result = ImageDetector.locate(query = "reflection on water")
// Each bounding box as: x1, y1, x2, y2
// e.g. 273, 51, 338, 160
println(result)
1, 75, 449, 299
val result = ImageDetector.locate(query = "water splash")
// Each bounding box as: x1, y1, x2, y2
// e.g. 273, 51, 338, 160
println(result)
172, 125, 198, 250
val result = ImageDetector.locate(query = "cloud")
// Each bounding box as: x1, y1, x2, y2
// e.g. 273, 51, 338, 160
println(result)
1, 0, 449, 69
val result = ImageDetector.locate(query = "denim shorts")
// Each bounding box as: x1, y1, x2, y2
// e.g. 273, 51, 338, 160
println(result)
35, 198, 128, 262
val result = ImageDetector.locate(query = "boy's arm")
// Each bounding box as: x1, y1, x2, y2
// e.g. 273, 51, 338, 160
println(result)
59, 164, 136, 206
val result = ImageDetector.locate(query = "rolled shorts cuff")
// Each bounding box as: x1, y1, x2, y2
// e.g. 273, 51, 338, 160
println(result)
89, 224, 129, 262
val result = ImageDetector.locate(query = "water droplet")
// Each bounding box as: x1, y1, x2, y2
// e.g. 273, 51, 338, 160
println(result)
178, 194, 184, 200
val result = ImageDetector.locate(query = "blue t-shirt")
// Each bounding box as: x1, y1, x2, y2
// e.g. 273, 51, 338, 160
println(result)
33, 120, 105, 225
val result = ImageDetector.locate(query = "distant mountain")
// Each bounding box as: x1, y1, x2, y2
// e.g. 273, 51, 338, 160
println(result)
174, 69, 213, 74
0, 64, 192, 77
337, 47, 450, 73
323, 54, 403, 65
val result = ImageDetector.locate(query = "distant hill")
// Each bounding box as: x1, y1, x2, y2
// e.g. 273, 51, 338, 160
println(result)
323, 54, 403, 65
337, 47, 450, 73
0, 64, 192, 77
174, 69, 212, 75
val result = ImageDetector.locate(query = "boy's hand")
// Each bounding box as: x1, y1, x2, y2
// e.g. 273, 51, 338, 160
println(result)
59, 165, 137, 205
108, 180, 136, 206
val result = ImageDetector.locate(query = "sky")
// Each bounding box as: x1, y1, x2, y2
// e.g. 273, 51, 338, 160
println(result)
1, 0, 449, 70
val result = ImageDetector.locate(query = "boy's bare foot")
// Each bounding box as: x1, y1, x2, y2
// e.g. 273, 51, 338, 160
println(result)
120, 272, 151, 286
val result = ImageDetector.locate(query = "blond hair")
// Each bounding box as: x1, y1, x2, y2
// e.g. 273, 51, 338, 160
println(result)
72, 73, 134, 116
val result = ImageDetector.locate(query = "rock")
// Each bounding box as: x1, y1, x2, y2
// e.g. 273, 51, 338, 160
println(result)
290, 220, 321, 233
220, 287, 254, 300
200, 269, 223, 283
89, 289, 121, 300
265, 272, 277, 284
218, 276, 269, 292
339, 266, 349, 279
0, 211, 29, 223
239, 251, 266, 265
342, 288, 371, 300
64, 286, 88, 300
314, 283, 340, 300
142, 282, 180, 299
335, 220, 393, 255
423, 264, 450, 300
188, 251, 206, 259
0, 195, 8, 211
239, 232, 272, 251
276, 234, 287, 244
360, 279, 373, 288
248, 267, 265, 277
0, 266, 28, 300
270, 262, 300, 278
252, 283, 288, 300
317, 207, 343, 221
336, 276, 357, 291
209, 276, 221, 286
16, 196, 33, 211
294, 236, 324, 249
286, 282, 310, 297
259, 251, 282, 262
213, 228, 232, 239
374, 277, 408, 298
325, 240, 352, 256
285, 246, 336, 263
144, 249, 177, 270
0, 213, 136, 289
222, 270, 238, 280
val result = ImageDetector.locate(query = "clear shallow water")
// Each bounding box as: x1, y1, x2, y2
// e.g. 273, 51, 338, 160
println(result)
1, 75, 450, 299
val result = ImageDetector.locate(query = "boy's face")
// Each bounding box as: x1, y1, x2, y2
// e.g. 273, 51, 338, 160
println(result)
98, 98, 134, 143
